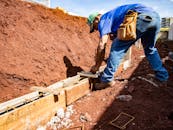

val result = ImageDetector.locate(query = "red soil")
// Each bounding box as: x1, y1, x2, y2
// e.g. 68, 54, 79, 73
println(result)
0, 0, 173, 129
0, 0, 103, 102
71, 45, 173, 130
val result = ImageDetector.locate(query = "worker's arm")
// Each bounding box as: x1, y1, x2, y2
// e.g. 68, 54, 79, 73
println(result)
91, 34, 109, 73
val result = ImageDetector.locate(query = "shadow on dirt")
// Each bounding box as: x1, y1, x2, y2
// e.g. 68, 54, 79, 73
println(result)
63, 56, 83, 77
92, 43, 173, 130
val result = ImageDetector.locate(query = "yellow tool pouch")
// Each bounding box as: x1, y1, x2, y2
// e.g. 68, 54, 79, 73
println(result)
117, 10, 138, 41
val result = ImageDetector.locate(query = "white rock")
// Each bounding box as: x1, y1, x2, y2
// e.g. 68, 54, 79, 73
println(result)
102, 98, 106, 101
57, 108, 65, 119
67, 105, 73, 110
80, 113, 92, 122
46, 106, 75, 129
36, 126, 46, 130
87, 93, 91, 96
65, 111, 71, 118
116, 95, 132, 102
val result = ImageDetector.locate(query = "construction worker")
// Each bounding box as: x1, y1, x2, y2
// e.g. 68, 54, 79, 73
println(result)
87, 4, 169, 90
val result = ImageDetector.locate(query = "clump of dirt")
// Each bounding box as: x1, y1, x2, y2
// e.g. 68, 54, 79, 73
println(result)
0, 0, 105, 102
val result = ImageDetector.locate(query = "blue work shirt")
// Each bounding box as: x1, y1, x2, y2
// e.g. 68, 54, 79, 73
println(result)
98, 4, 155, 38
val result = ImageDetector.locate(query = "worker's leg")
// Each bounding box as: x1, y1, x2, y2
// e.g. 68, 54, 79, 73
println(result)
100, 39, 135, 82
139, 12, 169, 81
141, 31, 168, 81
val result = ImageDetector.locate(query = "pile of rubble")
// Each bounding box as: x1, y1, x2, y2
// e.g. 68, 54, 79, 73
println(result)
37, 105, 75, 130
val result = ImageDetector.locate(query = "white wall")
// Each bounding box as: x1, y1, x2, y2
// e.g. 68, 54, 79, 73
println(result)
168, 23, 173, 40
25, 0, 50, 7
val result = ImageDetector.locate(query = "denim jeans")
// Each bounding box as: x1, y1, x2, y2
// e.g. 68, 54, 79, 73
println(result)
101, 11, 169, 82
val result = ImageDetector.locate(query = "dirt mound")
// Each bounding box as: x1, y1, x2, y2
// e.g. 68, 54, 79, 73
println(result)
0, 0, 101, 102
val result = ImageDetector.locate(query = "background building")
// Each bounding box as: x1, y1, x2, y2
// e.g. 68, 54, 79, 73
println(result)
25, 0, 50, 7
161, 17, 173, 28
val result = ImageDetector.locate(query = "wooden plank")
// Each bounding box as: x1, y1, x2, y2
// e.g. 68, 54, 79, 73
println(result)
65, 78, 91, 105
0, 81, 64, 114
0, 90, 66, 130
0, 74, 89, 129
0, 91, 40, 115
63, 75, 81, 87
0, 75, 85, 129
30, 86, 64, 95
0, 75, 80, 114
47, 80, 64, 89
0, 84, 64, 114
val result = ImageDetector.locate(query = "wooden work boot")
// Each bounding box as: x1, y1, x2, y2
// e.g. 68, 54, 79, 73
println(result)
94, 80, 116, 90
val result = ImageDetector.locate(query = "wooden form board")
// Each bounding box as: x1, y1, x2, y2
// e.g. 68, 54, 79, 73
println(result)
65, 78, 90, 105
0, 75, 90, 130
0, 75, 80, 115
0, 90, 66, 130
0, 91, 40, 114
0, 58, 131, 130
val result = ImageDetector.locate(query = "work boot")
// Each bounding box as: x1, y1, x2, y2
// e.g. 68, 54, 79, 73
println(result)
155, 80, 173, 87
153, 79, 168, 87
147, 74, 172, 87
94, 80, 116, 90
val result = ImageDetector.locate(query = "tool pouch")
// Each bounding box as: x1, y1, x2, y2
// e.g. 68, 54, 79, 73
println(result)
117, 10, 138, 41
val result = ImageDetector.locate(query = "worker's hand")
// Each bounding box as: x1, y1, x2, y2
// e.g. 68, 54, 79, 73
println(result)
90, 65, 99, 74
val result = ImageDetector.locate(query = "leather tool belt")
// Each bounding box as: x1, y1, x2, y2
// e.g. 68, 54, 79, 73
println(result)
117, 10, 138, 41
